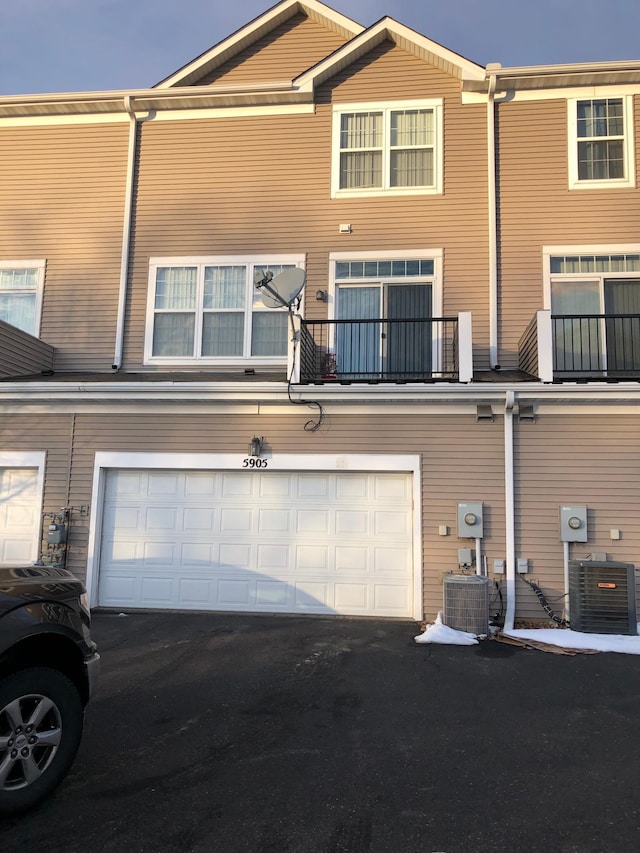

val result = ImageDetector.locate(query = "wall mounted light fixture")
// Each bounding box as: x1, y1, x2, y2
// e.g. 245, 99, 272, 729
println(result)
315, 290, 327, 301
249, 436, 263, 457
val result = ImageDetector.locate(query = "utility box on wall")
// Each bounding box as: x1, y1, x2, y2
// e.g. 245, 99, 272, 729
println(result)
457, 502, 483, 538
560, 505, 588, 542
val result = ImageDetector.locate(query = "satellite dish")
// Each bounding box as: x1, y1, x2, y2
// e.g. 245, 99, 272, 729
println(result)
257, 267, 306, 309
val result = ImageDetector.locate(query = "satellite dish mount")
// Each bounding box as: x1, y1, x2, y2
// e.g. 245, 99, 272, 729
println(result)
254, 267, 306, 311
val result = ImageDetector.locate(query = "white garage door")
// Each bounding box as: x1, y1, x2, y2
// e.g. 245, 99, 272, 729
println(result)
98, 468, 414, 617
0, 468, 40, 564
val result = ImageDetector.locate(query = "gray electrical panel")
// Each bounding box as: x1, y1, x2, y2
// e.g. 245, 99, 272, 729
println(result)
560, 505, 588, 542
457, 502, 483, 538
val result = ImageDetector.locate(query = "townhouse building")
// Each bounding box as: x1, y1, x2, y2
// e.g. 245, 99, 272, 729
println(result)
1, 0, 638, 631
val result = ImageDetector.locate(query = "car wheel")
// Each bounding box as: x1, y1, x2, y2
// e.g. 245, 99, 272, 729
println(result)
0, 668, 84, 815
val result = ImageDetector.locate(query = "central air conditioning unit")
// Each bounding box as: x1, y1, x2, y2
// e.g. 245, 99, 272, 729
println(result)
569, 560, 637, 635
443, 574, 489, 635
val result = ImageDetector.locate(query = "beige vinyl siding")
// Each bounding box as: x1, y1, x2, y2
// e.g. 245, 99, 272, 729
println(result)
197, 12, 348, 85
125, 43, 489, 369
0, 123, 129, 371
63, 409, 504, 618
498, 96, 640, 369
514, 414, 640, 621
0, 320, 55, 378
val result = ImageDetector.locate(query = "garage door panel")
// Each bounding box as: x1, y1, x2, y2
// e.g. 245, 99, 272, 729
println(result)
181, 542, 215, 564
336, 475, 368, 500
297, 474, 330, 498
297, 509, 330, 534
374, 475, 411, 500
184, 473, 216, 496
373, 546, 412, 575
148, 473, 180, 496
296, 545, 328, 571
256, 580, 289, 607
220, 508, 252, 532
258, 509, 291, 532
184, 507, 215, 530
99, 469, 414, 617
141, 576, 173, 602
219, 542, 251, 567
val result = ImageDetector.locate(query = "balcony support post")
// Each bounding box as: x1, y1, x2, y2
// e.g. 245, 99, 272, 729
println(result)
458, 312, 473, 382
536, 310, 553, 383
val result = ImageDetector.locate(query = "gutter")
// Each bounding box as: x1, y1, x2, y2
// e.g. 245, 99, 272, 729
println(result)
113, 96, 138, 370
503, 390, 516, 630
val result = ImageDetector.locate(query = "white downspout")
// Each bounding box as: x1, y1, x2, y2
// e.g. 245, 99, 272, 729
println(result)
504, 390, 516, 630
487, 70, 499, 369
563, 540, 570, 621
113, 95, 138, 370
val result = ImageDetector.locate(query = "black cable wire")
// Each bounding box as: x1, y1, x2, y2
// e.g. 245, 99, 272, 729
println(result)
519, 574, 569, 626
286, 310, 324, 432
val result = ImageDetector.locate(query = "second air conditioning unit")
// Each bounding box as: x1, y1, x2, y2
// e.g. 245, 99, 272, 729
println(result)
569, 560, 637, 635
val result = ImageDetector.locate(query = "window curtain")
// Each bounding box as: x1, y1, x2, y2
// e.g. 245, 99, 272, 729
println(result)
336, 286, 380, 377
340, 112, 382, 189
390, 110, 433, 187
153, 267, 197, 356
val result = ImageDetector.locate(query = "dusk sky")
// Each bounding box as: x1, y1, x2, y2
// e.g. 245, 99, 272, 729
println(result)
3, 0, 640, 96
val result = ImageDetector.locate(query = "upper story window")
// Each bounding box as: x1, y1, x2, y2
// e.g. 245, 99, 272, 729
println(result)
568, 96, 635, 189
144, 255, 305, 365
331, 100, 443, 198
0, 261, 45, 336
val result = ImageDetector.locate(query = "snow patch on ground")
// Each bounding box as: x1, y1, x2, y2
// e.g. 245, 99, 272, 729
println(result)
414, 614, 640, 654
503, 626, 640, 655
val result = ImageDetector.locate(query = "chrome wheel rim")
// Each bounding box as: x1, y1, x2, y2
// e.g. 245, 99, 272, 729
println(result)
0, 693, 62, 791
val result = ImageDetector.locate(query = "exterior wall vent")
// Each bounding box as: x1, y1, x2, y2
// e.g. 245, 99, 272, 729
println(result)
443, 574, 489, 635
569, 560, 637, 635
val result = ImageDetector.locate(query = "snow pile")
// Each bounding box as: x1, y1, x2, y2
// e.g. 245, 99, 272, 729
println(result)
414, 613, 480, 646
503, 626, 640, 655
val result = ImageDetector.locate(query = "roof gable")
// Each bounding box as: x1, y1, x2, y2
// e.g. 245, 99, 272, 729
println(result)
155, 0, 364, 89
294, 16, 486, 93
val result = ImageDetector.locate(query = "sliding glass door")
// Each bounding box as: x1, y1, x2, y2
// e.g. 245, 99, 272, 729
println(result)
336, 282, 432, 378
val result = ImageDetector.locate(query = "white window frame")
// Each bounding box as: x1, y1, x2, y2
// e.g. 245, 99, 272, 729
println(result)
567, 95, 635, 190
328, 249, 444, 374
543, 244, 640, 308
331, 99, 443, 199
0, 260, 45, 337
144, 254, 305, 366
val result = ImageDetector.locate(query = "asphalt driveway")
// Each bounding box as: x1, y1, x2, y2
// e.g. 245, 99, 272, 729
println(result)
3, 611, 640, 852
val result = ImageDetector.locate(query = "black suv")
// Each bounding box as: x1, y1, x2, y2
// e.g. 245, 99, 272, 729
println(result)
0, 564, 99, 815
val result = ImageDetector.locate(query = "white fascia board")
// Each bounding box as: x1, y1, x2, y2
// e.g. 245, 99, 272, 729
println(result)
494, 59, 640, 79
2, 380, 640, 407
294, 17, 485, 94
156, 0, 364, 89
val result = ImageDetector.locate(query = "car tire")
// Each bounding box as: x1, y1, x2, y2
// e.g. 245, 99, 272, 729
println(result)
0, 668, 84, 815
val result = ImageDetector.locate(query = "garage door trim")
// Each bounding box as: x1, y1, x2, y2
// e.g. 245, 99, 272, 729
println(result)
86, 451, 422, 620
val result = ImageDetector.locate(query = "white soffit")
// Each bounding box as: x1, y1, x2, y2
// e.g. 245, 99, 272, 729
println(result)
155, 0, 364, 89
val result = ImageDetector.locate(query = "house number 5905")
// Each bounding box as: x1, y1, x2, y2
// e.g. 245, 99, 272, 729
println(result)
242, 458, 268, 468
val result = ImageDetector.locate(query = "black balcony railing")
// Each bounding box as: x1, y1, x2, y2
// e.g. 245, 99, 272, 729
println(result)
552, 314, 640, 378
298, 317, 459, 383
